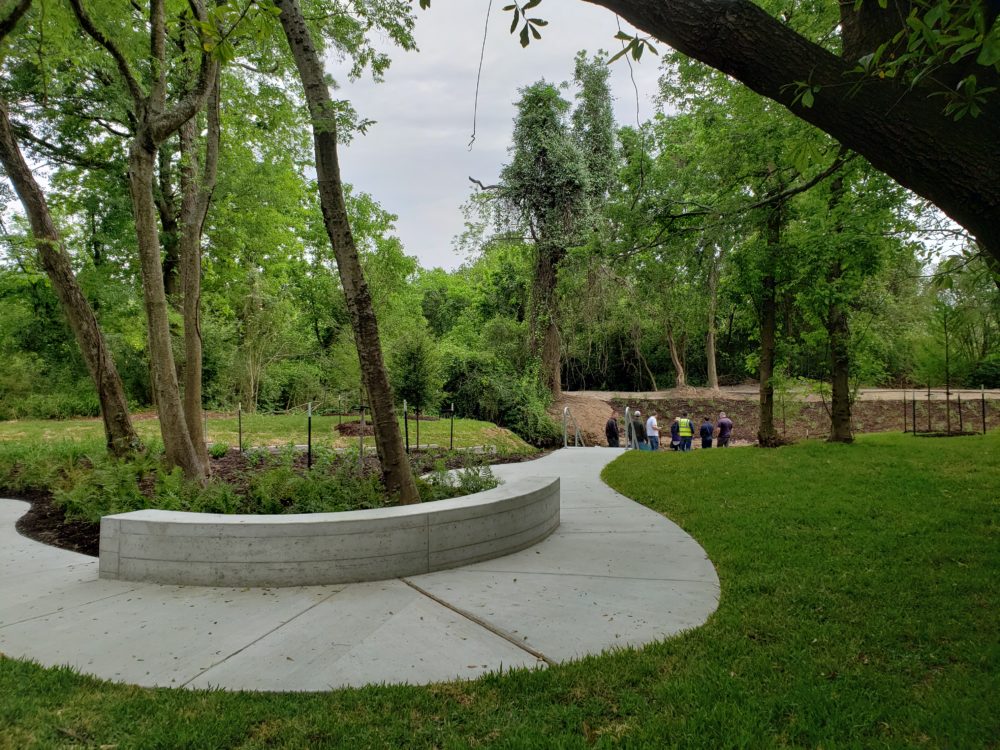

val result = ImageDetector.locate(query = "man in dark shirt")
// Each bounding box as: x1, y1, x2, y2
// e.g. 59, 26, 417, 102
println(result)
717, 411, 734, 447
699, 416, 714, 449
630, 410, 648, 450
605, 412, 620, 447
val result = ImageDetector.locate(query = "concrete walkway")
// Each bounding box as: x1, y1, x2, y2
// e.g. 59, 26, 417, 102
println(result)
0, 448, 719, 692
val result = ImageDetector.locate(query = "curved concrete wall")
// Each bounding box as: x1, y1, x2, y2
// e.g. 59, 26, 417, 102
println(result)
98, 476, 559, 587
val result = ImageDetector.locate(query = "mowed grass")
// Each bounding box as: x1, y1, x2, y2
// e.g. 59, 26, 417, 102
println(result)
0, 413, 532, 454
1, 432, 998, 748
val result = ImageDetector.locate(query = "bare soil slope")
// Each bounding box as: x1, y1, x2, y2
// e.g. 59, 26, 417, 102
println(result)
553, 388, 1000, 446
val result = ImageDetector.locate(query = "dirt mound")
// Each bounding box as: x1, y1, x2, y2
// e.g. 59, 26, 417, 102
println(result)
549, 393, 617, 446
335, 421, 375, 437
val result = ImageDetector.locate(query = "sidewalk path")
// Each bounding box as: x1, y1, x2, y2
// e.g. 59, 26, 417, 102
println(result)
0, 448, 718, 691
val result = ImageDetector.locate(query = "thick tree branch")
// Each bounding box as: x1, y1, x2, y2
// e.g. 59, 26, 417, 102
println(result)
469, 176, 499, 191
585, 0, 1000, 263
9, 119, 113, 170
68, 0, 146, 109
151, 0, 216, 143
0, 0, 31, 41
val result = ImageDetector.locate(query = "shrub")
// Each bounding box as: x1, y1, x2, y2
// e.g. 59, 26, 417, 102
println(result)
209, 442, 230, 459
442, 348, 560, 447
419, 458, 500, 501
967, 353, 1000, 388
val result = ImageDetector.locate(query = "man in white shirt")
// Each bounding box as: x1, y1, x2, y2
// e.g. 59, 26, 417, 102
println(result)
645, 413, 660, 450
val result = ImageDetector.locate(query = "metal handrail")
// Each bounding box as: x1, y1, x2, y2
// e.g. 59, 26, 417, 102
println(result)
562, 406, 585, 448
624, 406, 640, 449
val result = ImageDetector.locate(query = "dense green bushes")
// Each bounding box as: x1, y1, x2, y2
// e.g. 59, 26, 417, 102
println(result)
968, 353, 1000, 388
441, 347, 561, 447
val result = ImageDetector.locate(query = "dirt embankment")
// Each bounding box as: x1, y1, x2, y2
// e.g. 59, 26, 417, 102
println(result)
553, 389, 1000, 446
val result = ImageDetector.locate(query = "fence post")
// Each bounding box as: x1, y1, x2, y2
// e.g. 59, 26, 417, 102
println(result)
403, 399, 409, 454
238, 402, 243, 453
903, 391, 907, 433
358, 403, 366, 469
927, 386, 932, 433
983, 386, 988, 435
450, 403, 455, 451
958, 393, 963, 434
307, 401, 312, 470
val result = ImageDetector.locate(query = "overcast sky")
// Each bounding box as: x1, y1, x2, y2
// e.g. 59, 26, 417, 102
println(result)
329, 0, 663, 271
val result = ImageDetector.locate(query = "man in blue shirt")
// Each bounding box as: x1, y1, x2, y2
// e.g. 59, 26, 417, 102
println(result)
699, 416, 714, 449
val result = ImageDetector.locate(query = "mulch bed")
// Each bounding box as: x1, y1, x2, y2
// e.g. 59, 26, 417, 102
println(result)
7, 448, 549, 560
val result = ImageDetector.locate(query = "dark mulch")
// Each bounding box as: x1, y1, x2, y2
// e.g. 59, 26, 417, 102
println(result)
8, 447, 548, 560
14, 489, 100, 557
335, 421, 375, 436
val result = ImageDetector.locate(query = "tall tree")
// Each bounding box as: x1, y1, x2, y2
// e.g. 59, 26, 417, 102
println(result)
69, 0, 218, 480
274, 0, 420, 504
0, 0, 141, 456
500, 82, 589, 397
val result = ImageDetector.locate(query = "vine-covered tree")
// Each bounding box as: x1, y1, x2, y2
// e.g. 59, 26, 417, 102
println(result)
500, 82, 589, 397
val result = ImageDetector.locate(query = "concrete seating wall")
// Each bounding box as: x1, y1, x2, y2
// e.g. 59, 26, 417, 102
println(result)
99, 476, 559, 587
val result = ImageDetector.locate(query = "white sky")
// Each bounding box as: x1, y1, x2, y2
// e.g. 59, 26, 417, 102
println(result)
329, 0, 663, 271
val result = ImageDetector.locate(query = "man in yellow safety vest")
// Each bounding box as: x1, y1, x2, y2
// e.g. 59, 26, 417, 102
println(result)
677, 411, 696, 452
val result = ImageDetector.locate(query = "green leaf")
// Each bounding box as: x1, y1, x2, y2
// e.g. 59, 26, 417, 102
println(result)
519, 25, 530, 47
607, 47, 629, 64
801, 88, 814, 108
510, 9, 519, 34
977, 31, 1000, 66
523, 0, 541, 9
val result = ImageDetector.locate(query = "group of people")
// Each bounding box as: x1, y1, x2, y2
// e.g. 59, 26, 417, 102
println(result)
604, 409, 734, 451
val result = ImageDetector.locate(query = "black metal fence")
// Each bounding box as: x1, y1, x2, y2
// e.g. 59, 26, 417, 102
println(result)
902, 389, 991, 435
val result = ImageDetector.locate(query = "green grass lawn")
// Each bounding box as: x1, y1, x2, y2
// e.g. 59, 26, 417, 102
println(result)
0, 413, 532, 454
1, 432, 997, 747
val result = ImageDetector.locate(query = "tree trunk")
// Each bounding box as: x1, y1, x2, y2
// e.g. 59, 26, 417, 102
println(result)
666, 325, 687, 388
68, 0, 216, 481
177, 70, 220, 468
529, 244, 563, 397
129, 140, 205, 479
586, 0, 1000, 265
157, 145, 180, 299
757, 208, 780, 447
824, 174, 854, 443
706, 244, 723, 390
275, 0, 419, 504
0, 98, 142, 457
828, 295, 853, 442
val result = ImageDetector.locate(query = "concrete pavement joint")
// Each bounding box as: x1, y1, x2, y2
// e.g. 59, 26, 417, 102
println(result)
177, 586, 346, 688
439, 568, 717, 585
0, 584, 147, 630
401, 577, 555, 667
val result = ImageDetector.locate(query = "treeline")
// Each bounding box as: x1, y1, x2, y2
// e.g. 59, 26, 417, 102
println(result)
2, 5, 998, 452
